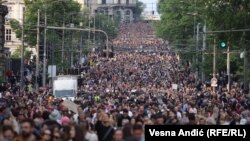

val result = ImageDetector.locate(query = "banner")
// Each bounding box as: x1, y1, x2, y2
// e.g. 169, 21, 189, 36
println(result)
172, 84, 178, 90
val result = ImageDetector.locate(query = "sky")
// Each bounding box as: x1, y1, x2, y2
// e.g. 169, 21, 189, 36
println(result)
140, 0, 159, 16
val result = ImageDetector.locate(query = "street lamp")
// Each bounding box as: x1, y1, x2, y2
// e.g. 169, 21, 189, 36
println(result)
186, 12, 199, 81
41, 0, 68, 87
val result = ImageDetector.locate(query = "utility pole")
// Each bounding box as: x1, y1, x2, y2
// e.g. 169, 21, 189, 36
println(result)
61, 9, 65, 73
213, 36, 216, 77
93, 15, 95, 45
79, 22, 83, 64
35, 9, 40, 91
88, 7, 91, 49
202, 25, 206, 82
227, 42, 230, 92
20, 11, 25, 92
42, 11, 47, 87
80, 31, 83, 62
195, 23, 200, 82
212, 36, 217, 92
41, 26, 109, 59
70, 17, 74, 68
70, 29, 73, 67
243, 47, 248, 91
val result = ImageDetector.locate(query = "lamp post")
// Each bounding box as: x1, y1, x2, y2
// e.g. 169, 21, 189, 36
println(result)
35, 9, 40, 91
39, 26, 109, 59
20, 10, 25, 91
40, 0, 67, 87
186, 12, 198, 81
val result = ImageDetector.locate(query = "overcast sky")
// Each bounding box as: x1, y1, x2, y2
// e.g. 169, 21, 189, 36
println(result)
140, 0, 159, 16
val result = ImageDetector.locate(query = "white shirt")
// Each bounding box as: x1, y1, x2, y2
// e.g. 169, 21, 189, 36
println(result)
189, 108, 197, 114
176, 112, 182, 120
85, 132, 98, 141
73, 114, 79, 123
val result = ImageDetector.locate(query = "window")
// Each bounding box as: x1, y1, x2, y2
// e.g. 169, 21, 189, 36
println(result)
126, 0, 129, 5
5, 29, 11, 41
102, 0, 106, 4
126, 10, 130, 15
118, 0, 121, 4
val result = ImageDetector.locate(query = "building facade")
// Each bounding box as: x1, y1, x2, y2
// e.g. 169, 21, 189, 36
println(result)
0, 4, 8, 80
3, 0, 25, 53
85, 0, 137, 23
75, 0, 85, 9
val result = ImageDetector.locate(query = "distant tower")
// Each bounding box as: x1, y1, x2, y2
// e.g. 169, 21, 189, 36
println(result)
0, 2, 8, 79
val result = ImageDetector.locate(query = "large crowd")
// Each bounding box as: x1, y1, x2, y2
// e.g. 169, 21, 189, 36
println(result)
0, 20, 250, 141
112, 22, 166, 50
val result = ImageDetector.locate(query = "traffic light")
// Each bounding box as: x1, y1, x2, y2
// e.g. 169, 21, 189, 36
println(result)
219, 40, 227, 48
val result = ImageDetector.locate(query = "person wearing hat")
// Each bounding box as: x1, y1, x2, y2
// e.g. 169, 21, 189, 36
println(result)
49, 110, 61, 124
61, 116, 71, 126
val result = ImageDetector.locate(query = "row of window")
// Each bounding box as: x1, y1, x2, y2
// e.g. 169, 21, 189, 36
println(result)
86, 0, 132, 6
6, 29, 11, 41
4, 5, 26, 42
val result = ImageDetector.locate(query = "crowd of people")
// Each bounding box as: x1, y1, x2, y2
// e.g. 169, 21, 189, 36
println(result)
112, 22, 166, 50
0, 20, 250, 141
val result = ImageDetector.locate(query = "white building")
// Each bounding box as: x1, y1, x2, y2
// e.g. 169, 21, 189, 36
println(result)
3, 0, 86, 54
85, 0, 137, 23
75, 0, 85, 9
3, 0, 25, 53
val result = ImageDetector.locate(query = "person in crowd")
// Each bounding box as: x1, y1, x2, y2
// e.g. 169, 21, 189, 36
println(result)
80, 121, 98, 141
113, 129, 124, 141
122, 123, 133, 141
117, 109, 131, 127
15, 119, 36, 141
0, 20, 249, 141
69, 124, 85, 141
52, 131, 62, 141
95, 113, 115, 141
40, 129, 52, 141
127, 124, 144, 141
2, 125, 16, 141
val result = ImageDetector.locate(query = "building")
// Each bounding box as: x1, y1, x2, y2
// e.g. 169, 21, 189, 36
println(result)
3, 0, 85, 54
85, 0, 137, 23
75, 0, 85, 9
3, 0, 25, 53
0, 4, 8, 80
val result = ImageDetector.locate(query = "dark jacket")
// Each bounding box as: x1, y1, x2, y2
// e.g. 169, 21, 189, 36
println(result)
95, 121, 114, 141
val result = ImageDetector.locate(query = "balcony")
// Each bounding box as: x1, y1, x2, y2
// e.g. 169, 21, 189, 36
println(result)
94, 0, 136, 7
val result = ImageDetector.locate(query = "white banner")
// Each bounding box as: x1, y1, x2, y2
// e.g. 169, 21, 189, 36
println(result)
172, 84, 178, 90
48, 65, 56, 78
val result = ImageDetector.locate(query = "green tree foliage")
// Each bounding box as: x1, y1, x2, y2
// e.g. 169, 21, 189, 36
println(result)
9, 0, 119, 71
133, 0, 146, 20
94, 14, 119, 41
11, 46, 32, 59
10, 0, 82, 47
156, 0, 250, 80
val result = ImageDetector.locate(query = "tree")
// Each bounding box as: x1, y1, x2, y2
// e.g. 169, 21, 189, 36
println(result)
10, 0, 82, 47
9, 0, 120, 72
156, 0, 250, 80
132, 0, 146, 21
94, 14, 119, 41
11, 46, 33, 59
